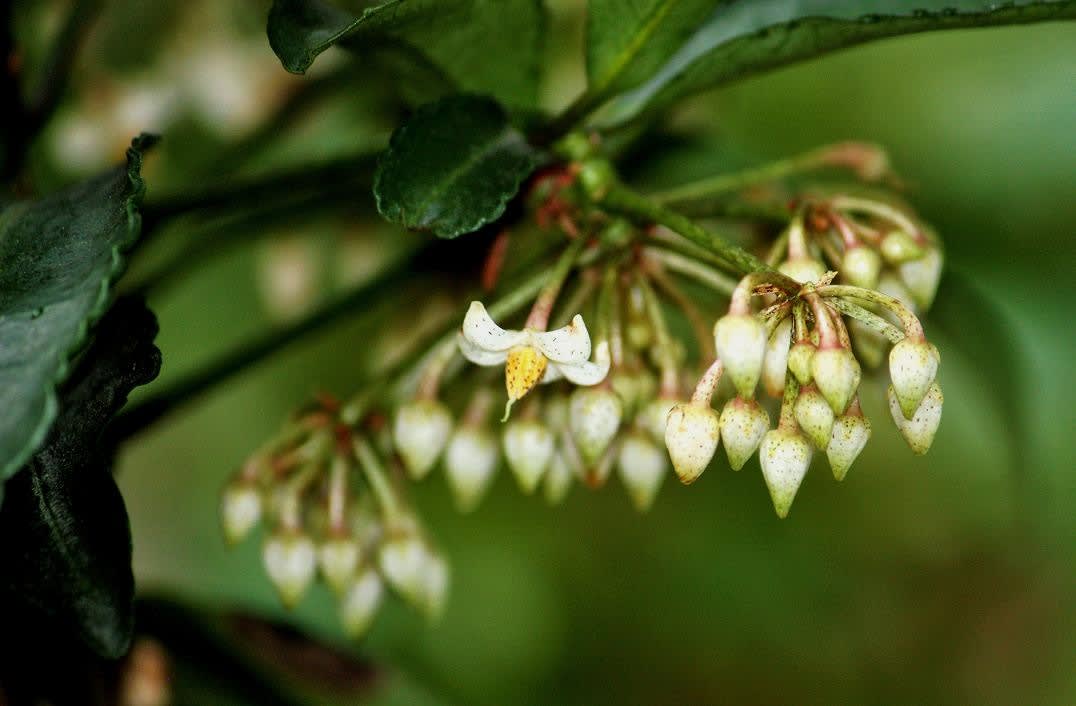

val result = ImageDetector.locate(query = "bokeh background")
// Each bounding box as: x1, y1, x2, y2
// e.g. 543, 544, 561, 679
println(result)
16, 0, 1075, 704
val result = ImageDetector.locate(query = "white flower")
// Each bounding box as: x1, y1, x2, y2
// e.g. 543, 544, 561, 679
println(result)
458, 302, 610, 417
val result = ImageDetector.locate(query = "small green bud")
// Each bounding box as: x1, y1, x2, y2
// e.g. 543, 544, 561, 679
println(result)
393, 400, 453, 480
664, 402, 720, 484
444, 426, 499, 512
888, 382, 943, 455
617, 430, 668, 512
889, 339, 940, 420
810, 347, 861, 414
759, 429, 813, 519
718, 396, 770, 471
419, 552, 450, 620
578, 158, 617, 201
569, 387, 623, 467
543, 450, 575, 505
778, 257, 827, 284
318, 536, 361, 595
880, 230, 925, 264
714, 313, 767, 398
787, 341, 816, 385
899, 247, 943, 310
794, 385, 836, 450
221, 480, 261, 545
640, 397, 678, 444
502, 419, 554, 493
762, 318, 793, 398
378, 534, 427, 604
827, 414, 872, 481
339, 568, 383, 638
841, 246, 882, 289
263, 531, 317, 608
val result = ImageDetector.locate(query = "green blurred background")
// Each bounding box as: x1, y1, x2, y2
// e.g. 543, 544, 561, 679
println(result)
20, 0, 1075, 703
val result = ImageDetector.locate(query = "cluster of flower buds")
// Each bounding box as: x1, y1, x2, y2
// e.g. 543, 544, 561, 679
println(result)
220, 398, 448, 638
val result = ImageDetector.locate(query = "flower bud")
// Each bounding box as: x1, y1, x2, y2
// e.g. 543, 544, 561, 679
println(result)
877, 272, 917, 314
611, 369, 655, 419
263, 531, 317, 608
617, 430, 668, 512
444, 426, 498, 512
810, 347, 861, 414
543, 450, 574, 505
640, 397, 678, 444
827, 414, 872, 481
583, 442, 618, 488
787, 341, 815, 386
543, 392, 570, 430
664, 402, 720, 484
898, 247, 943, 310
393, 400, 452, 480
762, 318, 793, 398
841, 246, 882, 289
378, 533, 427, 603
849, 319, 886, 369
779, 257, 827, 284
719, 396, 770, 471
420, 552, 450, 620
221, 480, 261, 545
880, 230, 924, 264
794, 385, 835, 450
714, 314, 766, 398
318, 536, 361, 595
502, 420, 554, 493
888, 382, 943, 455
569, 387, 623, 467
339, 567, 383, 638
759, 429, 813, 518
888, 339, 940, 420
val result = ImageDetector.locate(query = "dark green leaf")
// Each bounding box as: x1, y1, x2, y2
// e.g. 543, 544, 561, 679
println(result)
267, 0, 547, 108
0, 298, 161, 659
0, 134, 154, 483
597, 0, 1076, 125
374, 94, 541, 238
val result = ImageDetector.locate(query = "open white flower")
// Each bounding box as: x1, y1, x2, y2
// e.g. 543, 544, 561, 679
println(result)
458, 301, 610, 418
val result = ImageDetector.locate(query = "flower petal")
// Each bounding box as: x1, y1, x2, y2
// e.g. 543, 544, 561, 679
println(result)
457, 333, 508, 366
540, 364, 563, 384
534, 315, 591, 364
462, 301, 527, 352
552, 341, 610, 386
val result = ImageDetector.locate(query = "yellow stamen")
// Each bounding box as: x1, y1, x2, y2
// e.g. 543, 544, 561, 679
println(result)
502, 346, 547, 421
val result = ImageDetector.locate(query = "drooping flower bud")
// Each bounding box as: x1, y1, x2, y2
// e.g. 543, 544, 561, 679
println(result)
569, 387, 623, 467
713, 314, 766, 398
810, 347, 861, 414
420, 552, 450, 620
318, 536, 361, 595
378, 533, 427, 603
888, 338, 940, 420
718, 396, 770, 471
841, 245, 882, 289
827, 414, 872, 481
640, 397, 678, 444
787, 341, 815, 386
664, 402, 720, 484
339, 567, 383, 638
502, 419, 554, 493
888, 382, 943, 455
221, 480, 261, 545
610, 369, 655, 419
880, 230, 924, 264
794, 385, 835, 450
898, 247, 943, 310
263, 531, 317, 608
762, 318, 793, 398
779, 257, 827, 284
759, 429, 813, 518
617, 430, 668, 512
444, 426, 498, 512
543, 450, 574, 505
393, 399, 453, 480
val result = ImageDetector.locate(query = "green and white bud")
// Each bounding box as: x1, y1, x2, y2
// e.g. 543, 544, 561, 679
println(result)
502, 419, 554, 493
339, 567, 383, 638
899, 247, 943, 310
569, 387, 623, 466
787, 341, 815, 386
794, 385, 835, 450
664, 402, 720, 484
888, 382, 943, 455
779, 257, 827, 284
318, 536, 361, 595
221, 480, 261, 545
263, 531, 317, 608
759, 429, 813, 519
762, 318, 793, 398
617, 430, 668, 512
880, 230, 924, 264
849, 319, 886, 369
377, 533, 427, 603
810, 347, 861, 414
420, 552, 449, 620
714, 314, 767, 398
888, 339, 940, 420
718, 397, 770, 471
393, 400, 453, 480
841, 245, 882, 289
610, 369, 655, 419
543, 450, 574, 505
640, 397, 678, 444
827, 414, 872, 481
444, 426, 498, 512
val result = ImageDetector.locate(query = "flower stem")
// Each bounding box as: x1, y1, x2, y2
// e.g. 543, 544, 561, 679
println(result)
636, 273, 678, 395
641, 246, 737, 296
778, 376, 801, 431
817, 284, 924, 340
825, 296, 904, 343
690, 359, 724, 407
353, 436, 402, 522
525, 236, 588, 330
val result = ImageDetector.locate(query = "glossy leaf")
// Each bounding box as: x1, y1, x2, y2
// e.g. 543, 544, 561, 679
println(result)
0, 299, 161, 659
374, 94, 541, 238
598, 0, 1076, 124
0, 134, 153, 484
267, 0, 547, 108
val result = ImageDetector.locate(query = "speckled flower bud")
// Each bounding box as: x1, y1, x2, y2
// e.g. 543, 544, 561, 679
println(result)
318, 536, 361, 595
827, 414, 872, 481
778, 257, 827, 284
221, 480, 261, 545
718, 396, 770, 471
339, 567, 383, 638
794, 385, 835, 450
714, 314, 767, 398
444, 426, 498, 512
787, 341, 815, 386
888, 339, 940, 420
899, 247, 943, 310
880, 230, 925, 264
617, 430, 668, 512
888, 382, 943, 455
543, 450, 574, 505
502, 420, 554, 493
263, 531, 317, 608
640, 396, 678, 444
759, 429, 813, 519
569, 387, 623, 466
664, 402, 720, 484
762, 318, 793, 398
810, 347, 861, 414
841, 246, 882, 289
378, 533, 427, 603
393, 400, 453, 480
